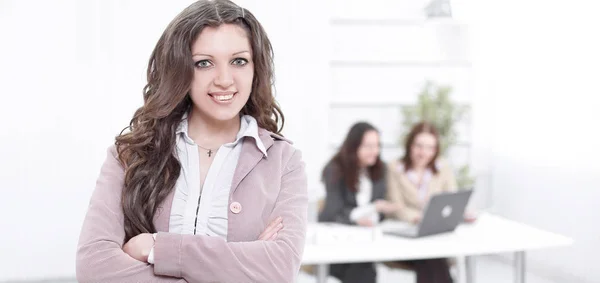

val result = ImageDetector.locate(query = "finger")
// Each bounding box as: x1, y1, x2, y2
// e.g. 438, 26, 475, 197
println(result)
258, 228, 271, 240
263, 217, 282, 235
258, 218, 280, 239
266, 216, 283, 231
259, 217, 283, 240
261, 223, 283, 241
269, 232, 278, 241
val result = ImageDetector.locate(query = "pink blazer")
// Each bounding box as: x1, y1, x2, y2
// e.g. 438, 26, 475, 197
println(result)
76, 129, 308, 283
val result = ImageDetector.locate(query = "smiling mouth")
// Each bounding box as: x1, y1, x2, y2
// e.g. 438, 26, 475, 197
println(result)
209, 92, 236, 103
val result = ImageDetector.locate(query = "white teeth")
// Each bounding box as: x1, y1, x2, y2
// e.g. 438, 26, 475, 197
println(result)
213, 94, 234, 101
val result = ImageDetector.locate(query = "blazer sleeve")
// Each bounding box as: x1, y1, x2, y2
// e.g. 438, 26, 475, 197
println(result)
76, 146, 185, 283
317, 164, 354, 224
152, 149, 308, 283
385, 163, 422, 222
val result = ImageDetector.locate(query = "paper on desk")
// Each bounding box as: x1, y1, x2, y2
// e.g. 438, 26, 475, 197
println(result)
378, 220, 417, 233
306, 223, 382, 245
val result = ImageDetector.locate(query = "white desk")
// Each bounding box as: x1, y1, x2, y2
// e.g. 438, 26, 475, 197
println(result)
302, 213, 573, 283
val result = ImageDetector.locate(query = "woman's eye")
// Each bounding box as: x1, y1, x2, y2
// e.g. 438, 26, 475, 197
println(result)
195, 60, 213, 68
232, 58, 248, 66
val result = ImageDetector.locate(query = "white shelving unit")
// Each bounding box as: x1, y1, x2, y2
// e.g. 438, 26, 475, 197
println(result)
326, 2, 474, 167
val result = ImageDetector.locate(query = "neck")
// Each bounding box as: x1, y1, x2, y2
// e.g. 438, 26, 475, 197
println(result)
411, 164, 427, 173
358, 163, 370, 173
187, 108, 241, 149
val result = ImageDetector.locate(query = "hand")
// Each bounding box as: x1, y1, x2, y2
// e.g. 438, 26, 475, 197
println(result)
374, 200, 399, 214
464, 211, 478, 223
258, 216, 283, 240
356, 217, 374, 227
411, 214, 422, 225
123, 233, 154, 262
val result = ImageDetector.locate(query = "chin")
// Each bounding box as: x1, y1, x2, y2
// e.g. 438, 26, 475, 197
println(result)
417, 161, 431, 168
207, 110, 243, 122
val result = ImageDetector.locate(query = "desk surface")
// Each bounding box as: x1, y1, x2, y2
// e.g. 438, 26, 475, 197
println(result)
302, 213, 573, 265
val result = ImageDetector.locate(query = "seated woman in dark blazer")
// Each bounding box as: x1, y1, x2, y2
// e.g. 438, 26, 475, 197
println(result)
319, 122, 398, 283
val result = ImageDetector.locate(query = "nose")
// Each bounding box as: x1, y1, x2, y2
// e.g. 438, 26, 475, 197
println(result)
214, 66, 234, 88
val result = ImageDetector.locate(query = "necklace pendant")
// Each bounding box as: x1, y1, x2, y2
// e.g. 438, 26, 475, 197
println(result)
207, 149, 212, 157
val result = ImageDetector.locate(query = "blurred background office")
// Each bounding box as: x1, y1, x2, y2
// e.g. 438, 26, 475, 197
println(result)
0, 0, 599, 282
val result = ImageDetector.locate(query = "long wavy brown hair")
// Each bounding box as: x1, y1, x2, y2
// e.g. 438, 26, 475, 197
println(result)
115, 0, 283, 242
401, 121, 440, 173
323, 122, 384, 192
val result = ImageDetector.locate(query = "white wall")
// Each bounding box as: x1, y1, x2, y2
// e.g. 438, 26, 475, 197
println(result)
469, 0, 600, 282
0, 0, 329, 280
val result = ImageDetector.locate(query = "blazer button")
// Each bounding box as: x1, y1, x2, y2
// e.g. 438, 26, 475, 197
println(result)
230, 202, 242, 214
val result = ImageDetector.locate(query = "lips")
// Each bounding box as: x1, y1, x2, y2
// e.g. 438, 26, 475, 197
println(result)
208, 91, 236, 103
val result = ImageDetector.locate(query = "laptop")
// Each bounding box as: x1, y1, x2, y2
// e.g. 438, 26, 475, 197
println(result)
382, 189, 473, 238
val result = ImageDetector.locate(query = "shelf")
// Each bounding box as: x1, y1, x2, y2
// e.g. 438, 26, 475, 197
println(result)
329, 102, 409, 108
330, 18, 465, 27
330, 60, 472, 68
329, 100, 470, 108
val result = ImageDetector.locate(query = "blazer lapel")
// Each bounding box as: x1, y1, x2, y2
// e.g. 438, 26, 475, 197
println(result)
346, 187, 357, 206
155, 188, 176, 232
371, 178, 385, 201
425, 172, 441, 202
398, 173, 422, 208
229, 129, 274, 196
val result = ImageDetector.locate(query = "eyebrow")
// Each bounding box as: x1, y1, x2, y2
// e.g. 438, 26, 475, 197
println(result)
192, 51, 251, 57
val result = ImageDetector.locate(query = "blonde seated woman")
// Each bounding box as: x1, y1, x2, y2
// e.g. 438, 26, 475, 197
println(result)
386, 122, 466, 283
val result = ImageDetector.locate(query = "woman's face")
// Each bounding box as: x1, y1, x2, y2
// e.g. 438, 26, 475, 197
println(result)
410, 132, 438, 169
189, 24, 254, 122
357, 130, 380, 168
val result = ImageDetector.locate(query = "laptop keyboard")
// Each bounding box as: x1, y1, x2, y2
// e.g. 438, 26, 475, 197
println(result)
401, 226, 418, 235
380, 221, 418, 236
